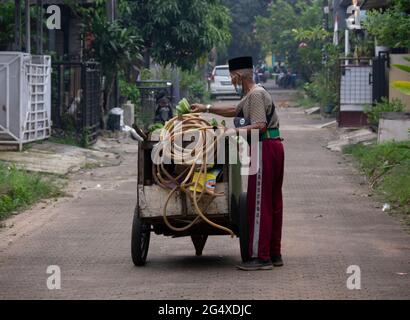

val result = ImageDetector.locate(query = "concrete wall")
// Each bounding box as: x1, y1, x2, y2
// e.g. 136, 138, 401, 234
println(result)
378, 112, 410, 143
389, 54, 410, 112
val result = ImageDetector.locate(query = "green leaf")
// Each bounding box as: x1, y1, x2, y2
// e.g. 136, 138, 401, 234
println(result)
392, 81, 410, 95
393, 64, 410, 74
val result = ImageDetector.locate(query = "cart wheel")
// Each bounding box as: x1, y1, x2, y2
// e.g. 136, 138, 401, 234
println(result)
238, 192, 250, 262
131, 206, 151, 266
191, 235, 208, 256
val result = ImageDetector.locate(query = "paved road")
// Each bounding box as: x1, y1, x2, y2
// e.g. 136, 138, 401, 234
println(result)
0, 96, 409, 299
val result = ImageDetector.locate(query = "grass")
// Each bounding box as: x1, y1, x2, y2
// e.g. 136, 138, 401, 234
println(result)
0, 162, 64, 221
49, 129, 92, 149
343, 141, 410, 225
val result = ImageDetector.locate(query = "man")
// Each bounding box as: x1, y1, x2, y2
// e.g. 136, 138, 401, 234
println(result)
191, 56, 284, 271
154, 91, 173, 124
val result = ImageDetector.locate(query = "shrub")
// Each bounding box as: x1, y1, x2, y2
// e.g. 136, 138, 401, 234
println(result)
364, 97, 405, 127
303, 67, 338, 111
363, 1, 410, 48
119, 76, 140, 106
180, 70, 208, 103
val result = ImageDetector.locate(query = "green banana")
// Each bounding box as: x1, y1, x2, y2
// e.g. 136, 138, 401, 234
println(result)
176, 98, 191, 115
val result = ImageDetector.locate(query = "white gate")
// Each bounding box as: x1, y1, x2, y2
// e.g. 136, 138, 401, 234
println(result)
0, 52, 51, 150
340, 65, 373, 111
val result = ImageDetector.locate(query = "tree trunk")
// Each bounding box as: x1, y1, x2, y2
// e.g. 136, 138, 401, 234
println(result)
104, 73, 117, 113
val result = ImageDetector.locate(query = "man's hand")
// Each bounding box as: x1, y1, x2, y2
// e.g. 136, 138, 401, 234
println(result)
190, 103, 206, 113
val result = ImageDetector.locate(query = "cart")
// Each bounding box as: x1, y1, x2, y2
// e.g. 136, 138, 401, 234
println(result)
131, 139, 250, 266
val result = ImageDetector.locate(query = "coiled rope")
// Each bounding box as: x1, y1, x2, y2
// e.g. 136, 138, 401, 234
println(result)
152, 113, 235, 237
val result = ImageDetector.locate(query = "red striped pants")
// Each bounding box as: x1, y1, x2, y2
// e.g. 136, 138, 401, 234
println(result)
247, 139, 284, 260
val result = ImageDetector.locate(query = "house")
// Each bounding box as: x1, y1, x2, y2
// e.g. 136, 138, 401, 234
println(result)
332, 0, 393, 127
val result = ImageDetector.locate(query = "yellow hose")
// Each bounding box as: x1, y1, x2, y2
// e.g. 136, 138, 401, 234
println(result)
155, 113, 235, 237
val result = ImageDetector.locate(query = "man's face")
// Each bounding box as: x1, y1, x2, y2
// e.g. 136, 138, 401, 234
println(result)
230, 71, 240, 87
159, 98, 170, 108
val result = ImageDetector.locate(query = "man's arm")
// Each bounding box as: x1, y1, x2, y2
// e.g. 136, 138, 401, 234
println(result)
236, 122, 267, 133
224, 122, 267, 136
190, 103, 237, 118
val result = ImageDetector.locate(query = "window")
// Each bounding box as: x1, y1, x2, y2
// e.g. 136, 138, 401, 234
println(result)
215, 68, 230, 77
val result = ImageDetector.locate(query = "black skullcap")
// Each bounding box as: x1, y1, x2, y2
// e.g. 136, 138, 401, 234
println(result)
156, 90, 168, 102
228, 56, 253, 72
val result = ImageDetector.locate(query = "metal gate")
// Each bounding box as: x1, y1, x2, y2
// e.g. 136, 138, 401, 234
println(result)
0, 52, 51, 150
338, 56, 389, 127
52, 61, 101, 143
135, 80, 173, 129
372, 52, 389, 103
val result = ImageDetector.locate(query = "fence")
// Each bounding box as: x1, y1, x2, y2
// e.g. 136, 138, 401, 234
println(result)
52, 61, 101, 143
135, 80, 173, 129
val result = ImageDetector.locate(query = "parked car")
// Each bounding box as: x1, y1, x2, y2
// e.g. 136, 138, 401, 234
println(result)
209, 65, 239, 99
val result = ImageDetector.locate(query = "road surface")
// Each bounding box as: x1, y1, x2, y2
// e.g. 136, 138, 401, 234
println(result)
0, 92, 409, 299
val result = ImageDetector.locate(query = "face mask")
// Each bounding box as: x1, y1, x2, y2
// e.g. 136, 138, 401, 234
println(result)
235, 84, 243, 96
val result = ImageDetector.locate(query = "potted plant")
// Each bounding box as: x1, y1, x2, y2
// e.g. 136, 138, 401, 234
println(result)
352, 34, 373, 65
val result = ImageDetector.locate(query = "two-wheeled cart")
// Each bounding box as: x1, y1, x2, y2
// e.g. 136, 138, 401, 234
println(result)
131, 139, 249, 266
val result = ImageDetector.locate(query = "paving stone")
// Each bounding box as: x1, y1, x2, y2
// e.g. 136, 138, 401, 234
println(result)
0, 103, 409, 299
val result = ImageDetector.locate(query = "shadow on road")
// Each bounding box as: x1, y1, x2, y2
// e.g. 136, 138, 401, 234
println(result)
142, 255, 239, 271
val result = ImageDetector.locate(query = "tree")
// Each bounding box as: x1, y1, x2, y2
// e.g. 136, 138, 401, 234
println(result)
255, 0, 326, 81
122, 0, 231, 70
293, 25, 331, 80
363, 0, 410, 48
220, 0, 271, 64
78, 0, 143, 112
0, 1, 14, 50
